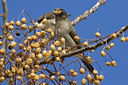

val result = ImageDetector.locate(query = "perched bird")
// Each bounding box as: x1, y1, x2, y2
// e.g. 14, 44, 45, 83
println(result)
37, 8, 94, 73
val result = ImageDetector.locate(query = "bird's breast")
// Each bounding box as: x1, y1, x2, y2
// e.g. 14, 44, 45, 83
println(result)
56, 20, 70, 35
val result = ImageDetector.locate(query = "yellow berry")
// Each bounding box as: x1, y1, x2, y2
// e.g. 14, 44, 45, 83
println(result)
34, 65, 39, 70
54, 41, 61, 47
94, 80, 100, 85
11, 49, 16, 54
62, 49, 66, 55
25, 65, 30, 70
86, 56, 92, 64
71, 72, 78, 77
111, 61, 117, 67
50, 44, 56, 51
59, 75, 65, 81
19, 43, 23, 49
74, 36, 80, 41
21, 24, 27, 30
60, 37, 65, 43
31, 35, 37, 41
39, 74, 45, 79
51, 75, 55, 80
55, 57, 60, 62
0, 61, 3, 66
120, 37, 126, 42
110, 33, 117, 39
93, 69, 98, 75
34, 75, 39, 81
50, 32, 54, 37
42, 18, 47, 24
5, 23, 10, 27
0, 48, 5, 54
41, 31, 46, 36
29, 26, 33, 31
79, 68, 85, 74
16, 21, 21, 27
69, 69, 74, 74
17, 76, 22, 80
27, 58, 33, 65
87, 74, 92, 81
94, 75, 99, 80
42, 50, 47, 56
37, 54, 43, 60
110, 42, 114, 48
90, 78, 95, 84
106, 45, 111, 50
8, 25, 14, 30
86, 56, 91, 60
101, 50, 106, 57
57, 47, 62, 52
21, 17, 26, 23
36, 47, 41, 53
99, 74, 104, 81
81, 79, 87, 85
0, 77, 5, 82
83, 41, 88, 47
8, 35, 14, 41
90, 49, 94, 53
15, 57, 22, 63
106, 62, 111, 66
0, 41, 3, 45
47, 28, 52, 33
36, 32, 41, 37
11, 41, 17, 48
10, 21, 15, 25
95, 32, 101, 37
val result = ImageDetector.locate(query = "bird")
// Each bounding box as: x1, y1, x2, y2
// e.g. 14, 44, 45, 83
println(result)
37, 8, 94, 73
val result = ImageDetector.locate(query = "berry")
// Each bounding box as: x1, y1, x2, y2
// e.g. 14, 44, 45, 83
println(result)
101, 50, 106, 57
79, 68, 85, 74
16, 21, 21, 27
21, 17, 26, 23
95, 32, 101, 37
111, 61, 117, 67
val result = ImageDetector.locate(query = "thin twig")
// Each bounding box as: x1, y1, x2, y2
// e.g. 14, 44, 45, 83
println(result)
71, 0, 106, 26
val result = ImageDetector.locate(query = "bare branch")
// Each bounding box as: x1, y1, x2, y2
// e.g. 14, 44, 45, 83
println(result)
2, 0, 8, 24
71, 0, 106, 26
40, 25, 128, 64
2, 0, 8, 50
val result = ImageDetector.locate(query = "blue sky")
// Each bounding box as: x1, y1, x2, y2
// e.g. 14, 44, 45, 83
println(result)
1, 0, 128, 85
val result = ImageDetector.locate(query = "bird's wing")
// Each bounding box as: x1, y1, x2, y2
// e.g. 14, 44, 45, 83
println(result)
68, 23, 82, 49
37, 12, 55, 23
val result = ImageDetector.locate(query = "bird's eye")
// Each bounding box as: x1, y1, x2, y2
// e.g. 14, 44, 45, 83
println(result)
61, 11, 63, 14
46, 18, 50, 19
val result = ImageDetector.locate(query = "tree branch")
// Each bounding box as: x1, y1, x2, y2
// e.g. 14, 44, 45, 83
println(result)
2, 0, 8, 50
2, 0, 8, 24
40, 25, 128, 64
71, 0, 106, 26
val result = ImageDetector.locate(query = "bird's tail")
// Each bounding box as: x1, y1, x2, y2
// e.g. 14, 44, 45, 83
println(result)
81, 59, 94, 73
77, 55, 94, 73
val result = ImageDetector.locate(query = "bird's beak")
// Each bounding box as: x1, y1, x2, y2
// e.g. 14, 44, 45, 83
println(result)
54, 11, 62, 14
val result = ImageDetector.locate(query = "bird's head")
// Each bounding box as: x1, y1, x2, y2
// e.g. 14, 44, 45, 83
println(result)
53, 8, 70, 19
